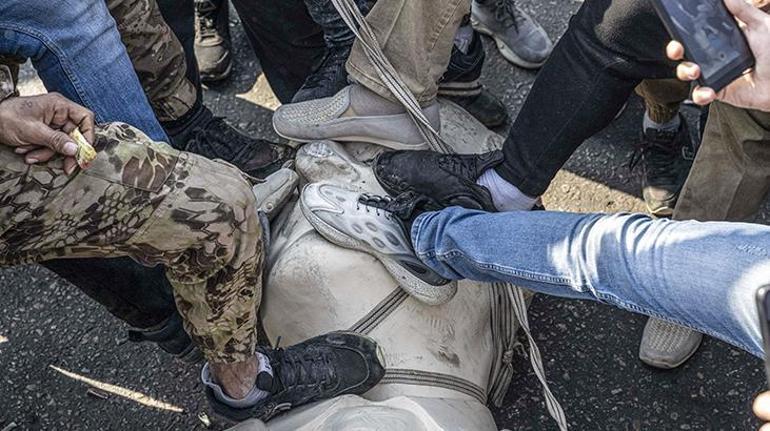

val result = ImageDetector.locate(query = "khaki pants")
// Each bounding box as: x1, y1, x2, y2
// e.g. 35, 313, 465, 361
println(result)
675, 102, 770, 221
635, 79, 690, 124
347, 0, 470, 104
0, 123, 263, 364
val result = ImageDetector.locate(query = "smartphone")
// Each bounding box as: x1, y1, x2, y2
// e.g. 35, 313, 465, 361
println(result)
651, 0, 755, 93
756, 285, 770, 384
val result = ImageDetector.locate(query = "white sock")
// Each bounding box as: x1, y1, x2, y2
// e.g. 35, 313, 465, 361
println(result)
201, 352, 273, 408
643, 111, 680, 133
476, 169, 537, 212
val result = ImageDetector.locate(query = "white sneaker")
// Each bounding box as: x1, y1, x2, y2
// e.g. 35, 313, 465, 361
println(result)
300, 183, 457, 306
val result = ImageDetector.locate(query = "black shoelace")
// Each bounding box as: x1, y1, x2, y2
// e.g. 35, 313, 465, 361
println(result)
196, 0, 219, 37
357, 194, 395, 218
271, 347, 336, 394
628, 128, 692, 184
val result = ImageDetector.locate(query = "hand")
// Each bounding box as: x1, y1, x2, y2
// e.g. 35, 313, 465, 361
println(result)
0, 93, 95, 175
754, 391, 770, 430
667, 0, 770, 111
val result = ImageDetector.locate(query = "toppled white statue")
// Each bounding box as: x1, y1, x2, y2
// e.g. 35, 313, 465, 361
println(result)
232, 101, 527, 431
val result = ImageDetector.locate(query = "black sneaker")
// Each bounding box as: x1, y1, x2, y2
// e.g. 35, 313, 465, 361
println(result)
292, 45, 352, 103
194, 0, 233, 83
205, 331, 385, 423
374, 150, 505, 211
630, 114, 696, 217
186, 117, 295, 179
440, 22, 509, 128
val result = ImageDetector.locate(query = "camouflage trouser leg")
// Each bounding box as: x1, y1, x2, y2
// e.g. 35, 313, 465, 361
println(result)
0, 123, 262, 364
106, 0, 197, 122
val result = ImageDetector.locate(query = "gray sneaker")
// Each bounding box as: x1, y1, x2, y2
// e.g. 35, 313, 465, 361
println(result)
639, 318, 703, 369
300, 183, 457, 305
471, 0, 553, 69
273, 85, 440, 151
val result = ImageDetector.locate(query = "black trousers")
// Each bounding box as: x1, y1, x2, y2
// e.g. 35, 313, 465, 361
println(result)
498, 0, 677, 196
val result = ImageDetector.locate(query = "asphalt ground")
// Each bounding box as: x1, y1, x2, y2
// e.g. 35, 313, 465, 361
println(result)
0, 1, 767, 430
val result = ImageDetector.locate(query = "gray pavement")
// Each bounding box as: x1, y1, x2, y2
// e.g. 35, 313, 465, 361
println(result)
0, 1, 766, 430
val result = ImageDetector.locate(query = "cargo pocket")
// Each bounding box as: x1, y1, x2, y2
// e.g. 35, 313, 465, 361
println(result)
81, 138, 180, 193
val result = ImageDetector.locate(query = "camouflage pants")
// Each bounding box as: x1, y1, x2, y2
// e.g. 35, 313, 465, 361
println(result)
106, 0, 197, 122
0, 123, 262, 364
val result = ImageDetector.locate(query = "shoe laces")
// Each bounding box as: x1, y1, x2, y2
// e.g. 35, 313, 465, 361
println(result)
189, 117, 293, 171
357, 191, 432, 222
357, 193, 395, 219
494, 0, 526, 31
439, 154, 478, 181
196, 0, 220, 38
270, 345, 336, 393
628, 125, 694, 183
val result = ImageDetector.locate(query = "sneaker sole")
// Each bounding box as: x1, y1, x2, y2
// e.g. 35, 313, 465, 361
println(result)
299, 198, 456, 306
325, 330, 387, 371
471, 20, 547, 70
639, 338, 701, 369
200, 61, 233, 84
273, 127, 431, 152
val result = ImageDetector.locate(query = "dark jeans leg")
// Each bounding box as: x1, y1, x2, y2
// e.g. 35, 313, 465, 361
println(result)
230, 0, 325, 102
497, 0, 676, 197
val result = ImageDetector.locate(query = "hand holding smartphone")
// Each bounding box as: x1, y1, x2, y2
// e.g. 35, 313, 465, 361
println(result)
651, 0, 755, 93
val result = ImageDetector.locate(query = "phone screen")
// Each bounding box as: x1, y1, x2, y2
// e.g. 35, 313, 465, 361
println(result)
652, 0, 755, 92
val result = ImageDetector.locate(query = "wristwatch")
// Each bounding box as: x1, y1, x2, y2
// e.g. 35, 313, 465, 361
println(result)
0, 64, 16, 104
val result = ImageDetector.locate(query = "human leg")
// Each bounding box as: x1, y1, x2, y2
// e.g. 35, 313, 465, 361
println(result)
346, 0, 471, 104
633, 79, 696, 217
0, 122, 384, 419
639, 101, 770, 368
0, 0, 168, 141
107, 0, 294, 179
363, 0, 680, 212
412, 207, 768, 357
0, 0, 192, 354
496, 0, 674, 198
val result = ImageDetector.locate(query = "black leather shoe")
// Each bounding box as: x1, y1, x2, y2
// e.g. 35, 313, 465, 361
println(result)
374, 150, 504, 211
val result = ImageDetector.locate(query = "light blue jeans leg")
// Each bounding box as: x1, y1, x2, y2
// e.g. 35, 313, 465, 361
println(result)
412, 207, 770, 357
0, 0, 167, 142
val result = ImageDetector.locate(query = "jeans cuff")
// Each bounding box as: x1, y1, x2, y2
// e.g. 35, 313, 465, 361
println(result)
410, 212, 433, 254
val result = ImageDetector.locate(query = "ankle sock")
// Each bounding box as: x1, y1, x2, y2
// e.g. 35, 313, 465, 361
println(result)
476, 169, 537, 212
643, 111, 680, 133
201, 352, 273, 408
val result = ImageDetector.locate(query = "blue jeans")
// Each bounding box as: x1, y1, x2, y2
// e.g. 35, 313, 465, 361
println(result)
0, 0, 167, 141
412, 208, 770, 358
0, 0, 175, 330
